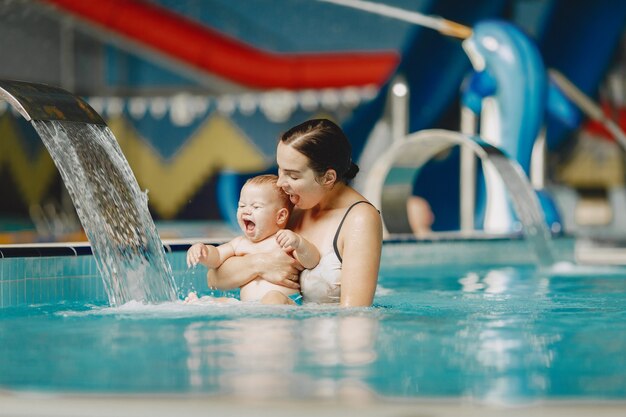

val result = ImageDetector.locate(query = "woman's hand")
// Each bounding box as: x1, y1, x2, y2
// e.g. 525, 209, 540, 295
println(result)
207, 250, 303, 290
186, 243, 208, 268
254, 250, 303, 289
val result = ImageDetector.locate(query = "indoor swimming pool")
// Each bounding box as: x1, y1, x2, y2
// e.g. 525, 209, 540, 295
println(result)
2, 2, 626, 415
2, 237, 626, 413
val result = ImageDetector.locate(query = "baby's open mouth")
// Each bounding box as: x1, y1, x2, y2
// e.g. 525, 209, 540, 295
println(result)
243, 219, 255, 232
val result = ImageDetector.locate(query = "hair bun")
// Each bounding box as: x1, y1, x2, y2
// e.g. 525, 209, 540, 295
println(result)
344, 162, 359, 180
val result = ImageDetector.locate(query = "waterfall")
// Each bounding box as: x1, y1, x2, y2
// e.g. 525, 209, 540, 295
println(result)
32, 120, 178, 306
481, 148, 555, 266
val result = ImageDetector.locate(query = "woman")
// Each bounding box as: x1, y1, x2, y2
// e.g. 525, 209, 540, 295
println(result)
208, 119, 382, 307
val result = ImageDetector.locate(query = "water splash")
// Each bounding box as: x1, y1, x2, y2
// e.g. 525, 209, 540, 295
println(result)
32, 120, 177, 306
486, 151, 555, 266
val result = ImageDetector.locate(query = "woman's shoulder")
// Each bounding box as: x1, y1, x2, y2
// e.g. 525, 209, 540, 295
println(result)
336, 198, 382, 256
342, 188, 379, 214
342, 198, 381, 227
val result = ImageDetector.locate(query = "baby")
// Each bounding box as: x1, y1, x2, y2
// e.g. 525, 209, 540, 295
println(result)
186, 174, 319, 305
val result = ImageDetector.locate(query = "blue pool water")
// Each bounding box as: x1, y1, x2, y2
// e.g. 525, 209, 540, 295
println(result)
1, 239, 626, 405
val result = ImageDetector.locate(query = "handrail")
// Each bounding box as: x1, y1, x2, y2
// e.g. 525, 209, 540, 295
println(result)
549, 69, 626, 151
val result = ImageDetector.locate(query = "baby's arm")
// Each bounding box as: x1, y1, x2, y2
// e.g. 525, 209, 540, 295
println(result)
186, 239, 238, 269
275, 230, 320, 269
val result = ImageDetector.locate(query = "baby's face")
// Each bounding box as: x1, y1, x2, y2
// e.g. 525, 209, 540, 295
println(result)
236, 183, 284, 242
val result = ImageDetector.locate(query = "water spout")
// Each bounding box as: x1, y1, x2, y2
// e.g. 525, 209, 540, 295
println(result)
0, 80, 178, 306
364, 129, 555, 267
0, 79, 105, 124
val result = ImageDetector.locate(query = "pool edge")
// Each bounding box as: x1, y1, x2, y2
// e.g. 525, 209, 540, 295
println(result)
2, 390, 626, 417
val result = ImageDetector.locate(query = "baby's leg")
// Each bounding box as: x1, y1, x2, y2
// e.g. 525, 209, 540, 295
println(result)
261, 290, 295, 305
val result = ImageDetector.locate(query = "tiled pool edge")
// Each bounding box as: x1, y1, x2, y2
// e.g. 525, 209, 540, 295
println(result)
0, 242, 203, 308
0, 237, 577, 309
0, 254, 103, 307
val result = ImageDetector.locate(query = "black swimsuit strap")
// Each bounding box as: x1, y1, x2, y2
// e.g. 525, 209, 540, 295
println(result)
333, 200, 375, 263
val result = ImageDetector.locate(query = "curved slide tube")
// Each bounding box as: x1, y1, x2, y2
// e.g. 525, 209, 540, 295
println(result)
40, 0, 399, 89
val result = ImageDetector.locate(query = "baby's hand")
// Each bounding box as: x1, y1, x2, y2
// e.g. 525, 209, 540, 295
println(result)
184, 291, 199, 304
276, 229, 301, 252
186, 243, 208, 268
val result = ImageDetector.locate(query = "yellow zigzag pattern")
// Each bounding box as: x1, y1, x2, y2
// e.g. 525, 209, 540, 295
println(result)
1, 112, 268, 218
108, 113, 267, 218
0, 114, 57, 206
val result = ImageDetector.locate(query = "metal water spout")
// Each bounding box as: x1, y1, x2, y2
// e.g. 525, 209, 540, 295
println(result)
0, 79, 177, 306
364, 129, 555, 266
0, 79, 105, 125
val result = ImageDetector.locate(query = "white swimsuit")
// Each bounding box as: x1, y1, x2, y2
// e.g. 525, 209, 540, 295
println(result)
300, 201, 372, 304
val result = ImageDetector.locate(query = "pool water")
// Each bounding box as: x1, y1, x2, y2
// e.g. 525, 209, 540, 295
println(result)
2, 249, 626, 405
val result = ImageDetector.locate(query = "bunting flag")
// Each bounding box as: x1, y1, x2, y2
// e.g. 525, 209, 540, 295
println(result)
0, 88, 373, 219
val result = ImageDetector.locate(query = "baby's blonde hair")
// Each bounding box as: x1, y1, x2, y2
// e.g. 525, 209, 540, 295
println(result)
243, 174, 293, 211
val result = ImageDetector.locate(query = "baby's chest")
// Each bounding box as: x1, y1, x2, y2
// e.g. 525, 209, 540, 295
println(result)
235, 237, 280, 255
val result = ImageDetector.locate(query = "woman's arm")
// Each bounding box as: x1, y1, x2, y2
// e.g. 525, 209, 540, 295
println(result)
207, 250, 304, 290
337, 203, 383, 307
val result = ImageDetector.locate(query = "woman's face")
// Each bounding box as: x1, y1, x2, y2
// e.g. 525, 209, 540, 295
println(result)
276, 142, 327, 209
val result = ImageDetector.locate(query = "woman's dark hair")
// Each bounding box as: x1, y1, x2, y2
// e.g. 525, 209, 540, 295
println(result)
280, 119, 359, 183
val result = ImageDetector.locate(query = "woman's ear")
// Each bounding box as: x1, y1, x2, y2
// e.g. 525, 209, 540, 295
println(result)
276, 207, 289, 227
321, 169, 337, 187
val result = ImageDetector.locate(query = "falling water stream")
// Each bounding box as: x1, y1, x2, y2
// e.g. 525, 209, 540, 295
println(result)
370, 130, 556, 267
32, 120, 178, 306
484, 150, 555, 266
